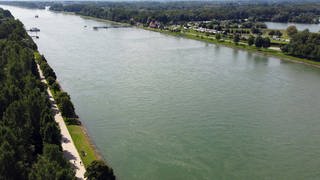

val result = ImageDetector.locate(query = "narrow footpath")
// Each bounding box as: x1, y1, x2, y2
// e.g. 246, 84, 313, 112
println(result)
37, 64, 86, 179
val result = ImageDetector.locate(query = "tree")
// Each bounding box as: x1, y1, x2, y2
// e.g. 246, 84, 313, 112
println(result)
274, 30, 283, 37
0, 139, 23, 179
55, 92, 76, 118
58, 96, 76, 118
29, 156, 75, 180
248, 35, 255, 46
51, 82, 61, 92
255, 36, 264, 48
215, 33, 221, 40
0, 8, 76, 179
268, 30, 275, 36
42, 122, 61, 145
85, 160, 115, 180
262, 37, 271, 48
281, 30, 320, 61
286, 25, 298, 37
233, 33, 240, 44
29, 144, 75, 180
47, 76, 55, 85
251, 27, 261, 35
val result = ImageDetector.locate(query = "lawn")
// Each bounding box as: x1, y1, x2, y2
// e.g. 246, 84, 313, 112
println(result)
66, 124, 99, 167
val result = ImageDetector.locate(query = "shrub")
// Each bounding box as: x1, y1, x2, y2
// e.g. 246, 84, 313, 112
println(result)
47, 76, 55, 85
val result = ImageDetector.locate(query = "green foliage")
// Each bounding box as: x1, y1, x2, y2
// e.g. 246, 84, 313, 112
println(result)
262, 37, 271, 48
55, 92, 76, 118
65, 118, 81, 125
29, 155, 75, 180
282, 30, 320, 61
51, 82, 61, 92
0, 129, 24, 180
215, 33, 221, 40
47, 2, 320, 25
47, 76, 55, 85
85, 160, 115, 180
0, 7, 74, 179
286, 25, 298, 38
233, 33, 240, 43
251, 27, 261, 35
268, 30, 283, 37
248, 35, 255, 46
40, 61, 56, 80
255, 36, 264, 48
42, 122, 61, 145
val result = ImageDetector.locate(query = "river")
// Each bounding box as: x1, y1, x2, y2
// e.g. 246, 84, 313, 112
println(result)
2, 5, 320, 180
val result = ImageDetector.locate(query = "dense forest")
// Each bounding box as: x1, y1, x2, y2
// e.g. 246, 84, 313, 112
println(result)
47, 2, 320, 25
282, 29, 320, 61
0, 1, 47, 9
0, 7, 116, 179
1, 1, 319, 24
0, 8, 75, 179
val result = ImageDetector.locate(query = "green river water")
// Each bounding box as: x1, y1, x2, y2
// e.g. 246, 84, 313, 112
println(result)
2, 5, 320, 180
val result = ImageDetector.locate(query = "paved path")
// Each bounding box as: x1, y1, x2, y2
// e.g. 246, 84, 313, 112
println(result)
37, 64, 86, 179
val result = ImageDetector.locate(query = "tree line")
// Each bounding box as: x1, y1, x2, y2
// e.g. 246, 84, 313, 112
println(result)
2, 1, 320, 25
0, 8, 75, 179
0, 8, 116, 179
47, 2, 320, 25
282, 28, 320, 61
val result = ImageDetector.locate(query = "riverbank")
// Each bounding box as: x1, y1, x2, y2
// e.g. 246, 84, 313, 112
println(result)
52, 9, 320, 69
62, 11, 320, 68
143, 27, 320, 69
34, 52, 103, 168
7, 5, 320, 179
35, 57, 86, 179
4, 3, 320, 68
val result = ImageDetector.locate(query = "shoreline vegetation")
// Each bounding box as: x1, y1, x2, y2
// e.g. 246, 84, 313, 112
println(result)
143, 27, 320, 68
0, 8, 76, 179
0, 6, 115, 179
0, 2, 319, 65
34, 52, 115, 179
54, 10, 320, 69
1, 1, 319, 179
34, 52, 102, 167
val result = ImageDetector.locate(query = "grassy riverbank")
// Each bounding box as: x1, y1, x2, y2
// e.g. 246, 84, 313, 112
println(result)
49, 9, 320, 68
60, 8, 320, 67
67, 125, 100, 167
143, 27, 320, 68
34, 52, 101, 167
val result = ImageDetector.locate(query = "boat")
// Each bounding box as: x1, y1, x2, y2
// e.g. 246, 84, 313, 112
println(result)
29, 27, 40, 32
93, 26, 108, 30
35, 15, 39, 18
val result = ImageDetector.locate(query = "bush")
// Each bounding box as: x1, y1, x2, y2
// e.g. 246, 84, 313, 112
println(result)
47, 76, 55, 85
255, 36, 264, 48
85, 160, 115, 180
248, 35, 255, 46
65, 118, 81, 125
40, 62, 56, 80
55, 92, 76, 118
262, 37, 271, 48
51, 82, 60, 92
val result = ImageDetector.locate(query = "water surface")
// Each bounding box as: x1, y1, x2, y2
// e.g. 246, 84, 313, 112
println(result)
3, 5, 320, 180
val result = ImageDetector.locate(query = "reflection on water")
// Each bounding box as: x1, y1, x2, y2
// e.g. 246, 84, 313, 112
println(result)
2, 5, 320, 180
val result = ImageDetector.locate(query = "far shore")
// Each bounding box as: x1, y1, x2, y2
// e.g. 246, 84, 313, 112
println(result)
143, 27, 320, 69
2, 4, 319, 69
60, 10, 320, 69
